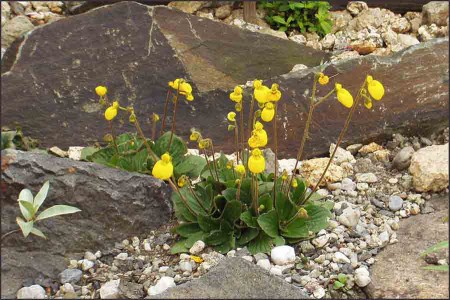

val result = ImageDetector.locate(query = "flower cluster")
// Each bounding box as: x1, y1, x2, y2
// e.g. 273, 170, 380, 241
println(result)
169, 78, 194, 101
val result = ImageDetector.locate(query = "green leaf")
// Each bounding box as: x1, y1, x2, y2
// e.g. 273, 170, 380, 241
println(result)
154, 132, 187, 165
275, 192, 297, 221
292, 178, 307, 204
273, 235, 285, 246
222, 188, 238, 202
16, 217, 34, 238
257, 210, 279, 238
258, 194, 273, 212
338, 273, 347, 284
248, 232, 272, 255
30, 227, 46, 239
333, 281, 345, 289
35, 205, 81, 221
33, 181, 49, 212
198, 215, 220, 232
423, 265, 449, 272
281, 203, 331, 238
170, 239, 189, 254
80, 147, 100, 161
175, 155, 207, 179
421, 241, 449, 257
184, 231, 207, 248
238, 228, 260, 246
19, 200, 36, 220
18, 189, 34, 203
240, 210, 258, 228
175, 223, 201, 238
204, 225, 232, 246
272, 15, 286, 25
172, 188, 200, 222
221, 201, 242, 224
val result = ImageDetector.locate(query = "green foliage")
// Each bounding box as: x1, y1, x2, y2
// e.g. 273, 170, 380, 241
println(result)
15, 181, 81, 239
171, 152, 333, 255
1, 129, 38, 151
258, 0, 332, 37
84, 132, 206, 179
333, 273, 348, 290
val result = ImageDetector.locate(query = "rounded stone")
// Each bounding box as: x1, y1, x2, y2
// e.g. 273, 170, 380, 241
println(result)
388, 195, 404, 211
270, 245, 296, 266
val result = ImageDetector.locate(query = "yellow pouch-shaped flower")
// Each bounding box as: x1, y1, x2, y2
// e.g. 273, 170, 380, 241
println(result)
318, 73, 329, 85
152, 153, 174, 180
335, 83, 353, 108
104, 106, 118, 121
261, 102, 275, 122
248, 148, 265, 174
230, 86, 243, 102
235, 164, 246, 176
268, 84, 281, 102
95, 86, 107, 97
366, 75, 384, 100
253, 80, 270, 104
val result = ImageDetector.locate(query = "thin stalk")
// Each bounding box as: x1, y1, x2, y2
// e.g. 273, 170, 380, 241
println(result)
239, 106, 245, 164
108, 121, 119, 154
168, 178, 197, 217
134, 118, 159, 161
210, 142, 220, 182
246, 95, 255, 172
202, 148, 216, 181
151, 117, 157, 141
1, 229, 20, 242
272, 103, 279, 205
187, 182, 209, 214
313, 88, 336, 108
287, 76, 319, 190
160, 89, 172, 135
234, 125, 240, 164
167, 86, 180, 152
302, 88, 363, 204
236, 177, 242, 202
255, 175, 259, 216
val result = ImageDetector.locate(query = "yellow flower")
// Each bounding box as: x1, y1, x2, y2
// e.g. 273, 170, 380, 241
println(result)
112, 101, 119, 109
230, 86, 243, 102
129, 112, 136, 124
292, 179, 298, 188
268, 83, 281, 102
152, 113, 160, 122
190, 255, 203, 263
104, 106, 118, 121
253, 80, 270, 104
248, 148, 265, 174
178, 176, 187, 188
226, 160, 234, 169
298, 207, 309, 218
366, 75, 384, 100
235, 164, 246, 176
152, 153, 174, 180
169, 79, 194, 101
318, 72, 329, 85
261, 102, 275, 122
185, 93, 194, 101
335, 83, 354, 108
364, 96, 373, 109
190, 130, 201, 141
198, 139, 210, 150
235, 102, 242, 112
227, 112, 236, 122
281, 169, 288, 181
248, 129, 268, 148
95, 86, 107, 97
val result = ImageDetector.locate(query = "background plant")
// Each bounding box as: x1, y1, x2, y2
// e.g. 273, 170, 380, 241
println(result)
1, 181, 81, 241
421, 240, 449, 272
1, 128, 38, 151
258, 0, 332, 36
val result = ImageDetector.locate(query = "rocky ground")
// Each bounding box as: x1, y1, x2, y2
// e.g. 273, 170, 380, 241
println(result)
168, 1, 449, 61
1, 1, 449, 61
14, 127, 449, 299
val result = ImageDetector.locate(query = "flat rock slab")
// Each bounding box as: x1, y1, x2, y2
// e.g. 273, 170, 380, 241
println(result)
366, 195, 449, 298
1, 1, 327, 156
150, 257, 309, 299
1, 149, 171, 299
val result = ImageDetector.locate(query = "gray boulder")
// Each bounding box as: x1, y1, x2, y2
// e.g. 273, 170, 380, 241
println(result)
149, 257, 309, 299
1, 149, 172, 298
392, 146, 415, 171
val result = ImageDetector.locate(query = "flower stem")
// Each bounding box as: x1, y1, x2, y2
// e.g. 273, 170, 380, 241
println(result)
234, 125, 240, 165
210, 142, 221, 182
151, 116, 157, 141
239, 106, 245, 164
167, 87, 180, 152
108, 121, 119, 155
134, 118, 159, 161
187, 181, 209, 214
160, 89, 172, 135
313, 88, 336, 108
273, 103, 279, 205
246, 95, 255, 173
202, 148, 216, 181
287, 75, 319, 191
168, 178, 197, 217
302, 87, 363, 204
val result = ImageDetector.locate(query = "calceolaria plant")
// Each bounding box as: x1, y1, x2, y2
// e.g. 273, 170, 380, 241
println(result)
88, 71, 385, 256
1, 181, 81, 241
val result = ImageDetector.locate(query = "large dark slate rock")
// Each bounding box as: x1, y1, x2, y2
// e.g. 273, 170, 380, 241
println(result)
1, 2, 448, 159
1, 1, 328, 157
0, 149, 171, 299
150, 257, 309, 299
